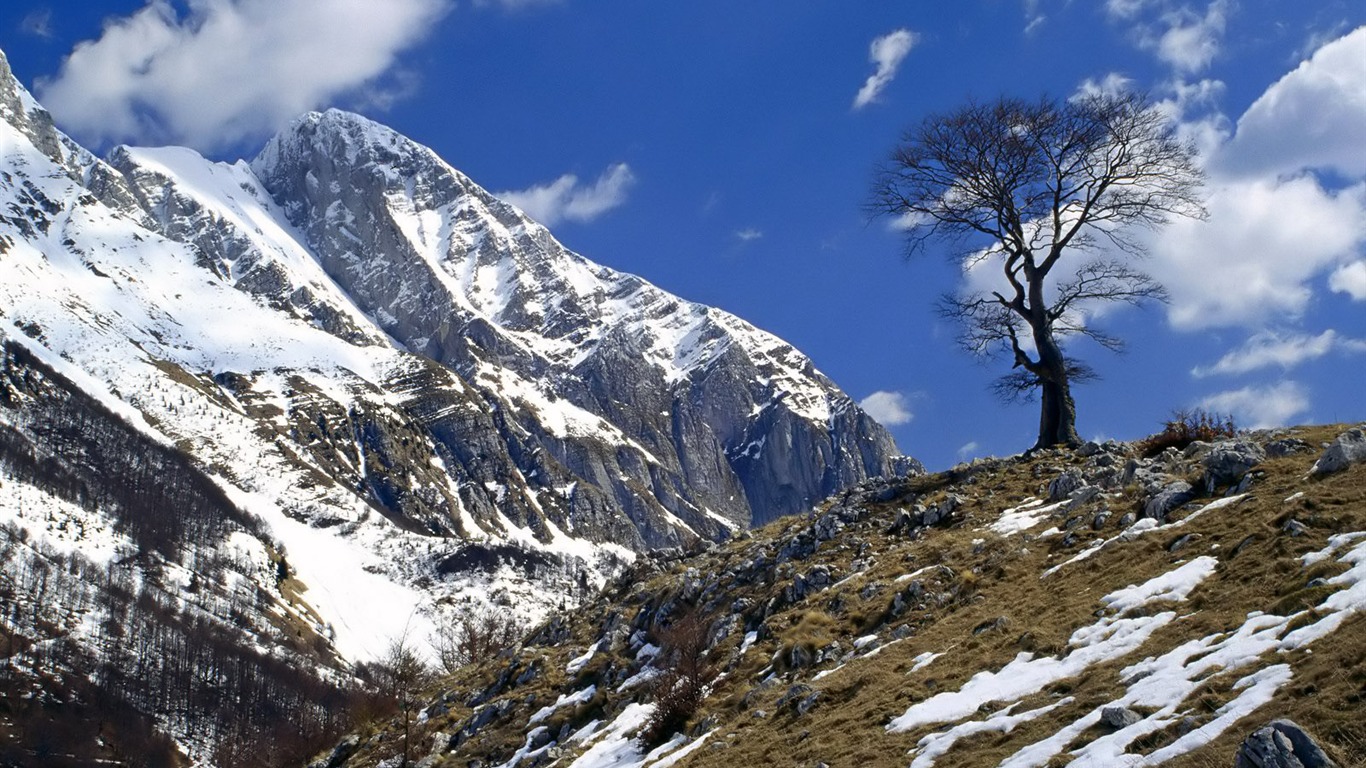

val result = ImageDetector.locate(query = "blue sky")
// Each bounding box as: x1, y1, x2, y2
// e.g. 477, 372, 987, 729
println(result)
1, 1, 1364, 470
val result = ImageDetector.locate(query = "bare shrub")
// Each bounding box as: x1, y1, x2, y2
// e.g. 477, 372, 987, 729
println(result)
638, 610, 715, 749
1139, 409, 1237, 457
433, 605, 522, 675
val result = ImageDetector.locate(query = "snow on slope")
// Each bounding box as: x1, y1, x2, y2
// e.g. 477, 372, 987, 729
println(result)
0, 98, 630, 661
256, 109, 855, 428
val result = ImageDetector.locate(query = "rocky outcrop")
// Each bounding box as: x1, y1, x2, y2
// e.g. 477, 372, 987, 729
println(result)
1235, 720, 1338, 768
1310, 427, 1366, 476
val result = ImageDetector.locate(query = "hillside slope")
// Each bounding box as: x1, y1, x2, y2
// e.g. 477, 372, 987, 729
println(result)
325, 424, 1366, 768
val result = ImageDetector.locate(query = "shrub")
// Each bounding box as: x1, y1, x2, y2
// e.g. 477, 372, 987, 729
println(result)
433, 605, 522, 675
638, 611, 715, 749
1139, 409, 1237, 457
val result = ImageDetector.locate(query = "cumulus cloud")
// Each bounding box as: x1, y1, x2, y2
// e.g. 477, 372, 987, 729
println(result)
1198, 381, 1309, 429
1145, 0, 1229, 74
1131, 27, 1366, 330
1191, 330, 1366, 378
1218, 26, 1366, 178
1149, 175, 1366, 329
852, 29, 918, 110
859, 391, 914, 426
499, 163, 636, 227
1330, 261, 1366, 300
35, 0, 449, 152
1107, 0, 1229, 74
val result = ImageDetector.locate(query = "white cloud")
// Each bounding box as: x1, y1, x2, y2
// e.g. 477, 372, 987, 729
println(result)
1022, 0, 1047, 35
1198, 381, 1310, 429
499, 163, 636, 227
1133, 26, 1366, 331
957, 441, 980, 461
1218, 26, 1366, 178
1107, 0, 1228, 74
1150, 175, 1366, 329
735, 228, 763, 242
852, 29, 918, 110
1191, 330, 1365, 378
1106, 0, 1158, 21
21, 9, 54, 39
1075, 72, 1135, 100
859, 391, 914, 426
1145, 0, 1229, 74
1330, 261, 1366, 300
35, 0, 449, 152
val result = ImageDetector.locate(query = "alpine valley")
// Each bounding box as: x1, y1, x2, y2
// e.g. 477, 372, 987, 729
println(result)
0, 45, 913, 765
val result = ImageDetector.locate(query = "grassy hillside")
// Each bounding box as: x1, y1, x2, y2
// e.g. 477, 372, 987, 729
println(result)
317, 423, 1366, 768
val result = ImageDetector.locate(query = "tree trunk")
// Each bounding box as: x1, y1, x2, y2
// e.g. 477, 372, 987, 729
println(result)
1031, 325, 1081, 450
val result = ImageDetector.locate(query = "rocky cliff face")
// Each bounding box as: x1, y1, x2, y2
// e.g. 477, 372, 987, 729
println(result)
245, 109, 912, 531
98, 107, 914, 548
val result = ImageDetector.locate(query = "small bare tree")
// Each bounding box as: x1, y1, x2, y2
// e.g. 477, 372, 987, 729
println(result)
376, 632, 435, 768
870, 91, 1205, 449
432, 605, 521, 675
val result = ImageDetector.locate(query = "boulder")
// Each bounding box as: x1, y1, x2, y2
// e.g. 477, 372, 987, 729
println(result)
1100, 706, 1142, 729
1234, 719, 1338, 768
1310, 427, 1366, 476
1202, 439, 1266, 492
1049, 470, 1086, 501
1144, 481, 1195, 521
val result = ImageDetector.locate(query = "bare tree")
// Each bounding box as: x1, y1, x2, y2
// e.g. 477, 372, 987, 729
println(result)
870, 91, 1205, 449
432, 605, 521, 675
376, 632, 435, 768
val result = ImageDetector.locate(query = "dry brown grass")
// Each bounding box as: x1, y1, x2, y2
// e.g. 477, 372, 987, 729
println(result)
331, 424, 1366, 768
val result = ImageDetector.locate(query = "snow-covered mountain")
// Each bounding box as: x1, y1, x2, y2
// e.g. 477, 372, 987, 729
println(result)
0, 46, 912, 763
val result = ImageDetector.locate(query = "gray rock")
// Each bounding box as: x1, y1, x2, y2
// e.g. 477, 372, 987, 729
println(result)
1311, 428, 1366, 476
1203, 439, 1266, 492
776, 683, 815, 710
320, 734, 360, 768
1049, 470, 1086, 501
1066, 484, 1103, 509
1100, 706, 1142, 729
1266, 438, 1310, 457
1235, 719, 1338, 768
1092, 511, 1111, 530
1168, 533, 1201, 552
1144, 481, 1194, 521
1116, 512, 1137, 529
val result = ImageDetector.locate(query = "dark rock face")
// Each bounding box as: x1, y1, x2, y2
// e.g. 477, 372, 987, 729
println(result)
1235, 720, 1338, 768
